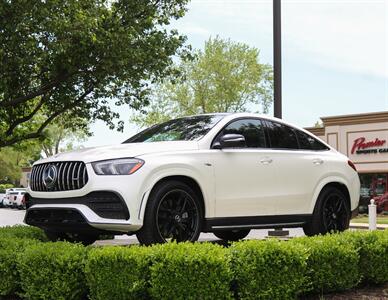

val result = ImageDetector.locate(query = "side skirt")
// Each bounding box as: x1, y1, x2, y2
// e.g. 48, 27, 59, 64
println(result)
203, 214, 312, 232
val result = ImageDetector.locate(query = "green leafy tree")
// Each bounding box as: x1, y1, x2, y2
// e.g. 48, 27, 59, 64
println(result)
0, 143, 41, 184
40, 115, 91, 157
132, 37, 273, 127
0, 0, 190, 148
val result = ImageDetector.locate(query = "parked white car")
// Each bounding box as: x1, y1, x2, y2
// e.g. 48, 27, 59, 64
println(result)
14, 191, 27, 209
6, 188, 26, 209
0, 193, 5, 207
25, 113, 360, 245
3, 188, 25, 207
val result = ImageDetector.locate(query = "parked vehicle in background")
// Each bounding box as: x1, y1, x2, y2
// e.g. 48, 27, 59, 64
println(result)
4, 188, 26, 208
25, 113, 360, 245
0, 193, 5, 207
375, 192, 388, 213
14, 191, 27, 209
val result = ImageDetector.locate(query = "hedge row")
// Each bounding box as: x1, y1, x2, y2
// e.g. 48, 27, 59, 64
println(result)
0, 225, 49, 242
0, 228, 387, 300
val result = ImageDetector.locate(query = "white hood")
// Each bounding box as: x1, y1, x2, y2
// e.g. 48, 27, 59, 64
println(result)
35, 141, 199, 164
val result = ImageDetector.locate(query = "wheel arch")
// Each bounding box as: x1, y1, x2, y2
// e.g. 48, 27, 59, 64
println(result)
310, 178, 351, 214
139, 173, 207, 222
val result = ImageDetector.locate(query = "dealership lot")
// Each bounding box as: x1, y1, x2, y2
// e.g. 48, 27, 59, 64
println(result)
0, 208, 305, 245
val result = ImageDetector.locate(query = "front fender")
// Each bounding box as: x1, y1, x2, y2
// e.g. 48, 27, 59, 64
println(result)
137, 164, 214, 222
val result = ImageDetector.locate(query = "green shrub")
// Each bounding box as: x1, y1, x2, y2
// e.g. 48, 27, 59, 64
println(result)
86, 246, 152, 300
293, 234, 360, 294
0, 183, 14, 193
149, 242, 233, 300
341, 230, 388, 284
0, 225, 48, 242
17, 242, 87, 300
231, 239, 307, 300
0, 237, 38, 296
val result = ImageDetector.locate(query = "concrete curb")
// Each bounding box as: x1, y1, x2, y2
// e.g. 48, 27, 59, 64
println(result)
349, 222, 388, 230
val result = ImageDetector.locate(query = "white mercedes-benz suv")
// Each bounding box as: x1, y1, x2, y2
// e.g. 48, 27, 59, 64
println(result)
25, 113, 360, 245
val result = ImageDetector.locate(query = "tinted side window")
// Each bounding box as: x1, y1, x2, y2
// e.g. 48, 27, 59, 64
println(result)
266, 121, 299, 149
296, 130, 329, 151
220, 119, 266, 148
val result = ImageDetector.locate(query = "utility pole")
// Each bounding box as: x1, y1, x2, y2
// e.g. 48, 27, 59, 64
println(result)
273, 0, 282, 119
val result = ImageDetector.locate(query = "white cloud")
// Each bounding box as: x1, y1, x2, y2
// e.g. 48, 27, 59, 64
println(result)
178, 0, 387, 78
283, 0, 387, 78
177, 23, 211, 36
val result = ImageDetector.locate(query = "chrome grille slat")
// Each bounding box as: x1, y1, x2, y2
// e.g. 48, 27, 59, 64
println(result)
57, 163, 63, 191
62, 163, 68, 190
37, 164, 44, 191
66, 162, 72, 190
82, 166, 87, 187
34, 165, 39, 191
76, 163, 82, 190
30, 161, 88, 192
69, 162, 74, 190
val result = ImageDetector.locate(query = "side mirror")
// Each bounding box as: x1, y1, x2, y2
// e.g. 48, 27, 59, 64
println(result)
213, 134, 246, 149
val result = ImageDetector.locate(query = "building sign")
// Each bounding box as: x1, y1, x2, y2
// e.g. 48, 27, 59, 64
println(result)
347, 130, 388, 164
351, 137, 388, 154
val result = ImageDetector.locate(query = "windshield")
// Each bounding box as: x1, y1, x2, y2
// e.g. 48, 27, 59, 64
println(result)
124, 114, 226, 143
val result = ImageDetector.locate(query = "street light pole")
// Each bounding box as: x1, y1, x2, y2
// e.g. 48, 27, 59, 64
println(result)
273, 0, 282, 119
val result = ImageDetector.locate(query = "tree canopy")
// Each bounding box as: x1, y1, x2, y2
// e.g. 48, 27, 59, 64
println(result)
40, 114, 91, 157
0, 142, 41, 184
132, 37, 273, 127
0, 0, 190, 148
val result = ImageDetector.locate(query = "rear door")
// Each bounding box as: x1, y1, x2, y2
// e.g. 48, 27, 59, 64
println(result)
263, 121, 329, 215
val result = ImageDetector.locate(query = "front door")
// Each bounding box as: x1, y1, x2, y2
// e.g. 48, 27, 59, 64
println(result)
212, 118, 277, 217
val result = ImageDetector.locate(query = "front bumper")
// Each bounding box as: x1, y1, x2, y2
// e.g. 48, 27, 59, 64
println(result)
26, 163, 149, 233
25, 204, 142, 233
27, 191, 130, 220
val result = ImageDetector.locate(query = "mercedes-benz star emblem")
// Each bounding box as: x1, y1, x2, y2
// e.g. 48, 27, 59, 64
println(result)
42, 165, 58, 189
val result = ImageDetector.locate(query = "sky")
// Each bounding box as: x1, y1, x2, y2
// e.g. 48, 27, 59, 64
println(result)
84, 0, 388, 147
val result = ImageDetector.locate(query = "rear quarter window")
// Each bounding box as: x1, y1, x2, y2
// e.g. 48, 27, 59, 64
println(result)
265, 121, 299, 149
296, 130, 329, 151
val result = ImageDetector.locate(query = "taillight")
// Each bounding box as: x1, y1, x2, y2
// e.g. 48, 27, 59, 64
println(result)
348, 160, 357, 172
21, 195, 26, 205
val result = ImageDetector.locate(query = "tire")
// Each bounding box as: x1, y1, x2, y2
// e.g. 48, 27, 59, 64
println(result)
303, 186, 350, 236
44, 230, 98, 246
213, 229, 250, 242
136, 180, 203, 245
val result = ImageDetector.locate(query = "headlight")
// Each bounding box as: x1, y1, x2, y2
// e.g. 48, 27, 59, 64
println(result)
92, 158, 144, 175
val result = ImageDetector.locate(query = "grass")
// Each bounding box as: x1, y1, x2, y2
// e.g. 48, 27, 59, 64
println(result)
352, 214, 388, 224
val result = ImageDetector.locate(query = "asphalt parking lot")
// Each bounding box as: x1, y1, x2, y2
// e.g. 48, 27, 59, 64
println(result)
0, 208, 305, 245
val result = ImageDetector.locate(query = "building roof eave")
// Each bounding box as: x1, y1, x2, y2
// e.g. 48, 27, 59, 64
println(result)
305, 126, 325, 136
321, 111, 388, 126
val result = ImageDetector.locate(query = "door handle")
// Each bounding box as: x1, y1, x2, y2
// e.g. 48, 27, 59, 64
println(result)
260, 157, 273, 164
312, 158, 324, 165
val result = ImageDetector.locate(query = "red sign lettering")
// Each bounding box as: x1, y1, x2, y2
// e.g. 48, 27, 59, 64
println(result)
351, 137, 386, 154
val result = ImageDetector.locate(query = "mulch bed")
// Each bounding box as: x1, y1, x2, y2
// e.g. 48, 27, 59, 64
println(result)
303, 283, 388, 300
3, 283, 388, 299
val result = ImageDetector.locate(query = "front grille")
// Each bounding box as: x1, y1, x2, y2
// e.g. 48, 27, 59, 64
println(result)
27, 191, 129, 220
30, 161, 88, 192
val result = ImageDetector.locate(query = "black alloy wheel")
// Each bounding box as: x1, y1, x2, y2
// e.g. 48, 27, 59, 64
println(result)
303, 186, 350, 236
136, 180, 202, 245
322, 192, 349, 232
156, 189, 200, 242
